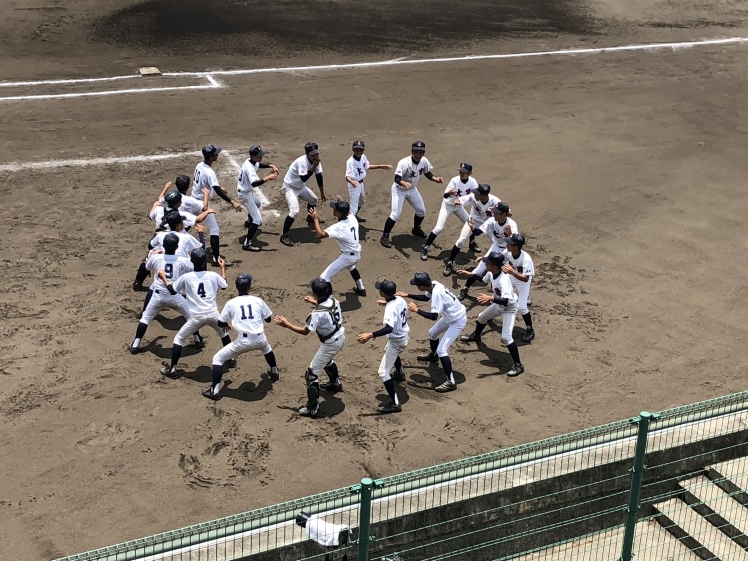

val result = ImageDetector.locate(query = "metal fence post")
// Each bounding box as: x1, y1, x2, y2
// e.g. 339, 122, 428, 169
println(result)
358, 477, 374, 561
619, 411, 654, 561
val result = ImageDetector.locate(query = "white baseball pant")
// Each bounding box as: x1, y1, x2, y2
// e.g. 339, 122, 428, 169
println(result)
174, 312, 225, 346
477, 303, 519, 345
454, 219, 487, 249
511, 278, 532, 316
237, 188, 263, 226
321, 252, 361, 282
431, 202, 469, 235
428, 316, 468, 357
472, 243, 507, 277
389, 185, 426, 221
211, 332, 272, 365
191, 197, 220, 235
378, 336, 409, 381
310, 333, 345, 374
140, 290, 190, 325
348, 181, 365, 216
282, 183, 318, 219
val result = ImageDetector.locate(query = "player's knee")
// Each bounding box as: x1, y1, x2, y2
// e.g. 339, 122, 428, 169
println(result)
415, 210, 426, 218
288, 209, 299, 219
211, 354, 224, 366
389, 211, 400, 221
378, 367, 390, 382
502, 336, 514, 346
518, 306, 529, 316
305, 367, 319, 386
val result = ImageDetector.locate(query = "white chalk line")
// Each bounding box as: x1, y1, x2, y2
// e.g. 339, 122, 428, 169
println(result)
0, 151, 201, 173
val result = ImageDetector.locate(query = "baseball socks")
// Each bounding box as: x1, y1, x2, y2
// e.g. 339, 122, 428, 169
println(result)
350, 268, 366, 296
421, 231, 438, 260
412, 215, 426, 238
129, 322, 148, 354
458, 274, 480, 300
280, 216, 295, 246
506, 342, 524, 376
461, 321, 486, 343
243, 222, 260, 252
382, 379, 401, 413
321, 361, 342, 391
436, 356, 457, 392
521, 313, 535, 342
209, 235, 221, 264
380, 218, 396, 247
133, 260, 149, 291
203, 364, 225, 400
264, 351, 279, 381
161, 345, 183, 378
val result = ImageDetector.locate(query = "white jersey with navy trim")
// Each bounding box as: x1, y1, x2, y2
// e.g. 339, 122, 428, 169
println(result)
346, 154, 369, 183
283, 155, 323, 190
219, 294, 272, 335
172, 271, 228, 318
305, 297, 344, 341
146, 254, 193, 292
192, 162, 220, 201
382, 296, 409, 338
150, 231, 202, 258
427, 281, 466, 324
393, 156, 432, 190
325, 215, 361, 253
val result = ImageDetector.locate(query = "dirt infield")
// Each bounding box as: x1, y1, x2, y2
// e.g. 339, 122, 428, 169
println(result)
1, 0, 748, 560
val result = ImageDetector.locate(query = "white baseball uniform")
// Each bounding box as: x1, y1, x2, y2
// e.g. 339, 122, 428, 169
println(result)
389, 156, 432, 221
320, 215, 361, 282
426, 281, 467, 356
192, 162, 220, 235
502, 249, 535, 315
140, 254, 194, 325
211, 295, 273, 366
150, 201, 201, 231
306, 297, 345, 374
346, 154, 369, 216
149, 231, 202, 259
477, 271, 519, 345
171, 270, 228, 346
378, 296, 409, 382
282, 155, 322, 219
237, 159, 264, 226
471, 217, 520, 277
454, 193, 501, 248
430, 176, 478, 235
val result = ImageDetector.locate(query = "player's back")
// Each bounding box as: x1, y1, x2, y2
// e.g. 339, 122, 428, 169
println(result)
307, 297, 344, 341
174, 270, 227, 316
193, 162, 217, 199
385, 296, 410, 338
327, 216, 361, 253
223, 294, 270, 335
430, 281, 466, 322
147, 254, 193, 291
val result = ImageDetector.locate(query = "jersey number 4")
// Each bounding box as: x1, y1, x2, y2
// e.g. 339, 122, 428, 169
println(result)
197, 283, 206, 298
239, 305, 255, 320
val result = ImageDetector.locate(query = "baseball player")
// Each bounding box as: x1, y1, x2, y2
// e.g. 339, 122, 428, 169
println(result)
236, 145, 279, 252
419, 162, 477, 261
356, 279, 409, 414
502, 234, 536, 343
128, 233, 195, 354
458, 252, 524, 376
345, 139, 392, 222
442, 183, 501, 276
150, 178, 205, 227
399, 272, 467, 392
202, 273, 280, 401
280, 142, 326, 247
193, 144, 243, 266
456, 202, 518, 301
308, 200, 366, 297
159, 248, 233, 378
275, 278, 344, 417
380, 141, 443, 249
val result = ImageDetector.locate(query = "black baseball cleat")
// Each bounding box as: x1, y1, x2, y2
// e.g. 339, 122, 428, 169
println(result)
127, 343, 140, 355
160, 365, 179, 379
225, 358, 237, 368
420, 246, 429, 261
380, 402, 402, 414
411, 227, 427, 239
443, 261, 454, 277
202, 387, 222, 401
132, 281, 144, 292
242, 244, 261, 252
320, 380, 343, 393
243, 220, 251, 228
469, 241, 481, 252
457, 288, 469, 301
280, 234, 294, 247
460, 333, 481, 344
267, 367, 280, 381
521, 328, 536, 343
380, 235, 392, 248
354, 287, 367, 297
356, 214, 366, 223
417, 351, 439, 362
193, 336, 207, 349
299, 402, 320, 417
435, 381, 457, 393
392, 368, 406, 382
507, 363, 525, 377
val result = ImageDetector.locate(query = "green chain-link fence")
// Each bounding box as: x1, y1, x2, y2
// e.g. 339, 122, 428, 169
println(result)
54, 390, 748, 561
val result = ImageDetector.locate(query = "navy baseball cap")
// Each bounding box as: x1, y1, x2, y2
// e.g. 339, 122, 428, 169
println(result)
304, 142, 320, 156
409, 272, 432, 287
165, 211, 184, 229
235, 273, 254, 290
458, 162, 473, 173
352, 140, 365, 150
411, 140, 426, 151
249, 145, 266, 157
329, 200, 351, 214
375, 279, 397, 296
202, 144, 222, 158
476, 183, 491, 195
505, 233, 526, 247
481, 252, 505, 267
493, 202, 510, 215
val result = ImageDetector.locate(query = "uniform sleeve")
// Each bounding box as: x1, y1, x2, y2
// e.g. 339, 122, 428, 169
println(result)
217, 275, 228, 290
149, 207, 162, 221
363, 155, 369, 170
208, 168, 220, 188
324, 223, 339, 239
482, 272, 493, 284
179, 258, 195, 275
145, 255, 160, 272
522, 255, 535, 277
457, 194, 473, 207
479, 219, 492, 235
501, 277, 514, 300
423, 157, 433, 173
219, 301, 232, 324
316, 162, 323, 174
187, 236, 202, 252
395, 158, 407, 176
172, 276, 185, 294
345, 158, 355, 178
509, 220, 519, 235
261, 301, 272, 319
383, 307, 395, 328
430, 292, 444, 315
305, 312, 318, 332
247, 163, 260, 183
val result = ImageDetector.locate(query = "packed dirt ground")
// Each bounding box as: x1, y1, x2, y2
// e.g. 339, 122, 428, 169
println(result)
1, 0, 747, 559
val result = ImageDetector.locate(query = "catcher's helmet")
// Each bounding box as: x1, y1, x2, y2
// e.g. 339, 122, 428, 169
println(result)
164, 191, 182, 208
162, 233, 179, 253
190, 248, 208, 270
235, 273, 253, 292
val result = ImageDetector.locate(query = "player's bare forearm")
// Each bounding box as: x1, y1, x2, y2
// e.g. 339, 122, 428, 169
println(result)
370, 164, 392, 171
345, 176, 357, 187
274, 316, 309, 335
202, 191, 210, 211
158, 181, 171, 200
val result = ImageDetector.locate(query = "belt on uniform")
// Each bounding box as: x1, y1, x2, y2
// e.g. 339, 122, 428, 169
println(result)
342, 252, 357, 256
241, 333, 258, 338
154, 289, 161, 294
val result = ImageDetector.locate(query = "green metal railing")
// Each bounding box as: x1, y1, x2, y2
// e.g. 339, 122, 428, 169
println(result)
54, 390, 748, 561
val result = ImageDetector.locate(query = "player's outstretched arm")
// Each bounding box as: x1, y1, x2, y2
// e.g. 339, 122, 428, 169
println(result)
274, 315, 310, 335
309, 209, 328, 239
369, 164, 392, 171
156, 181, 172, 202
195, 208, 216, 223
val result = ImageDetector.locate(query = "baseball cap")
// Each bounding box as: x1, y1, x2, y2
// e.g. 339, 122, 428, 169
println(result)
476, 183, 491, 195
304, 142, 320, 156
411, 140, 426, 151
202, 144, 222, 158
481, 252, 505, 267
164, 190, 182, 207
458, 162, 473, 173
235, 273, 254, 290
492, 202, 510, 215
165, 211, 184, 230
374, 279, 397, 296
249, 145, 266, 157
505, 233, 526, 247
352, 140, 365, 150
329, 199, 351, 215
409, 272, 432, 287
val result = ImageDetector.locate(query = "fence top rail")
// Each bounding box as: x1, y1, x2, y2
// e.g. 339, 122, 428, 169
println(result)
53, 390, 748, 561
